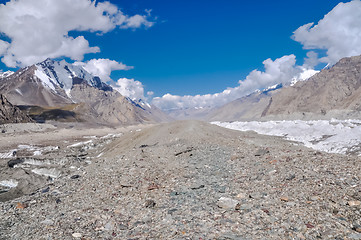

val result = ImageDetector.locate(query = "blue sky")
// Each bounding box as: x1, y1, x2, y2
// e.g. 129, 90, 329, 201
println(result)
83, 0, 342, 96
0, 0, 360, 110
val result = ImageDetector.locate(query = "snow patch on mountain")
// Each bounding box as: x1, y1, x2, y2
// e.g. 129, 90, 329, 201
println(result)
291, 69, 319, 86
0, 179, 18, 188
262, 83, 283, 94
15, 89, 23, 96
138, 99, 151, 109
127, 98, 152, 110
0, 70, 14, 79
34, 69, 56, 91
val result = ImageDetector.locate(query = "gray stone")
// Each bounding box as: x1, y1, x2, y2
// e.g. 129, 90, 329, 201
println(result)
349, 233, 361, 240
72, 233, 82, 238
217, 197, 239, 210
254, 148, 269, 156
144, 199, 156, 208
40, 219, 54, 226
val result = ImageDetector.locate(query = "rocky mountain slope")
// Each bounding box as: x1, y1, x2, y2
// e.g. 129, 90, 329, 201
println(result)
208, 55, 361, 121
0, 65, 73, 107
0, 121, 360, 239
262, 55, 361, 119
0, 59, 170, 125
0, 94, 33, 124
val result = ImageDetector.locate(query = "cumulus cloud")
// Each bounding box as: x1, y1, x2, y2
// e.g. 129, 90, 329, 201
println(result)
153, 1, 361, 111
0, 0, 154, 67
120, 13, 154, 29
152, 55, 317, 110
241, 55, 299, 90
293, 0, 361, 65
0, 40, 9, 56
113, 78, 146, 100
303, 51, 319, 69
74, 58, 133, 81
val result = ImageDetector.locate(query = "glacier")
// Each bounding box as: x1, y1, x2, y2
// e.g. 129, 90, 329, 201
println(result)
213, 119, 361, 155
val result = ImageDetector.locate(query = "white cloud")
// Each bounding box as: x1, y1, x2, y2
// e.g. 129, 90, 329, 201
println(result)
303, 51, 319, 69
121, 14, 154, 29
242, 55, 299, 90
0, 0, 154, 67
113, 78, 146, 100
293, 0, 361, 65
73, 58, 147, 101
0, 40, 9, 56
152, 55, 317, 110
74, 58, 133, 81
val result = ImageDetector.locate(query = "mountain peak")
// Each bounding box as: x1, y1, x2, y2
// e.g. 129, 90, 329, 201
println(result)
0, 59, 170, 125
33, 58, 112, 95
39, 58, 54, 66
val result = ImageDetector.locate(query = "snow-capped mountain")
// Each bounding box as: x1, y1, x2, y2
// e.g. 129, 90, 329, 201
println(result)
0, 58, 170, 125
35, 58, 112, 98
0, 57, 116, 107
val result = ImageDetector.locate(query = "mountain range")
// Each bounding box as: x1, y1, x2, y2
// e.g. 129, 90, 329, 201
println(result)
196, 55, 361, 121
1, 54, 361, 125
0, 58, 170, 125
262, 55, 361, 120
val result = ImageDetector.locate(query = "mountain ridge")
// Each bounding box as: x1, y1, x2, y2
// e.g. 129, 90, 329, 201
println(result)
263, 55, 361, 119
206, 55, 361, 121
0, 58, 170, 125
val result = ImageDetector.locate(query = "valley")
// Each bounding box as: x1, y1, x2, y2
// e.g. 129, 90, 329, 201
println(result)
0, 40, 361, 240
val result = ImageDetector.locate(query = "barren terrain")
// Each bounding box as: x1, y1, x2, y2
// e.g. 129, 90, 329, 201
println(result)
0, 121, 360, 239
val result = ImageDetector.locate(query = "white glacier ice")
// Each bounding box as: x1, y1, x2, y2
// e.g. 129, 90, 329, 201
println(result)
0, 179, 18, 188
34, 69, 56, 91
213, 119, 361, 155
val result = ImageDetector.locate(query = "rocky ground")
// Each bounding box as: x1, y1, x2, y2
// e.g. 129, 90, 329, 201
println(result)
0, 120, 360, 239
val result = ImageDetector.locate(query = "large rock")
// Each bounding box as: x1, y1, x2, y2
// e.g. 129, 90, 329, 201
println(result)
0, 94, 33, 124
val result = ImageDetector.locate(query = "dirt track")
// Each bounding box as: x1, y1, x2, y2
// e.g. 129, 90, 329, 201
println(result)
0, 121, 360, 239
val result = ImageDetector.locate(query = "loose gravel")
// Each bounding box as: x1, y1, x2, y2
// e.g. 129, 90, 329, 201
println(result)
0, 120, 360, 239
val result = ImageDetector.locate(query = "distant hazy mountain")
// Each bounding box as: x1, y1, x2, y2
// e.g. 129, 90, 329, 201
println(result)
206, 84, 282, 121
164, 107, 212, 121
0, 58, 170, 125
